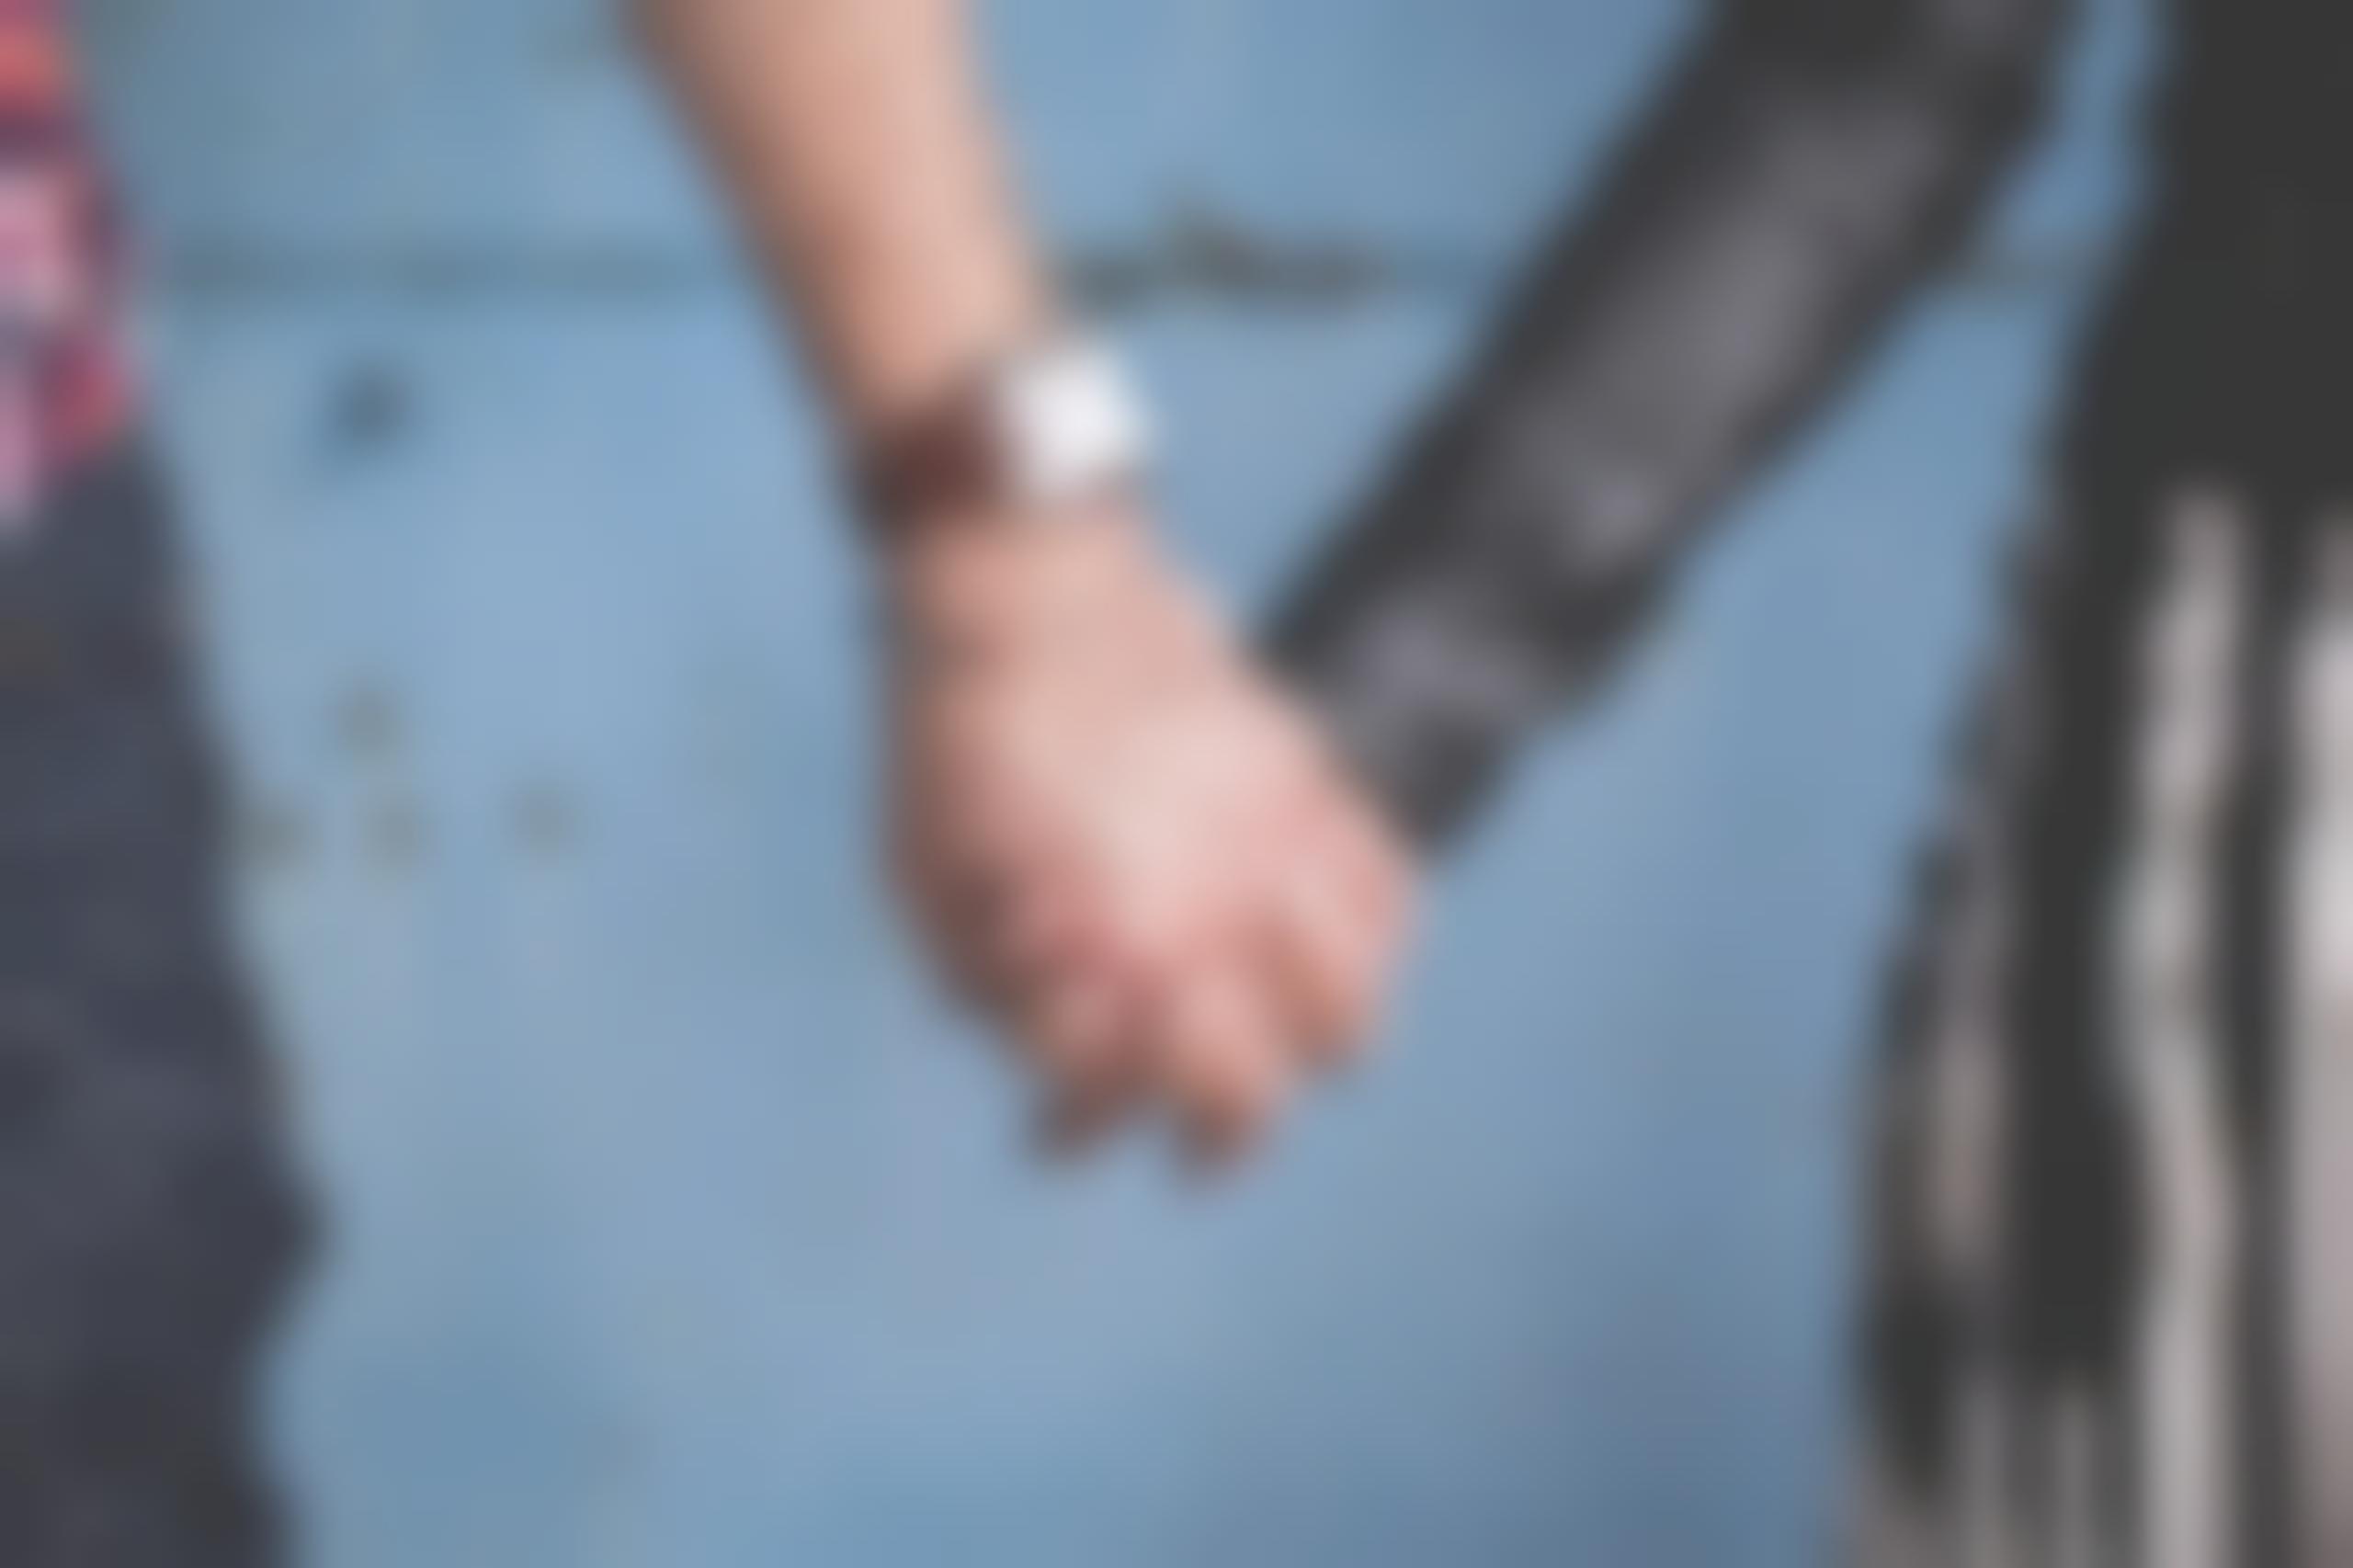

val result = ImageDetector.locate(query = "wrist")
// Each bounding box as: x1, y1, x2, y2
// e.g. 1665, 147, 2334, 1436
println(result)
847, 329, 1155, 545
883, 498, 1154, 631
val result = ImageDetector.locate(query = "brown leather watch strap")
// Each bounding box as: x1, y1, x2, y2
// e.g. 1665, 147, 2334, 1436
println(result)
849, 367, 1010, 536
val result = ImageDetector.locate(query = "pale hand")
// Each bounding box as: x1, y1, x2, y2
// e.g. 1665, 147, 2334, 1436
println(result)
884, 504, 1415, 1165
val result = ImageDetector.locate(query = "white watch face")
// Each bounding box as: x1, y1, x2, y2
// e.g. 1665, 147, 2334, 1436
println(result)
989, 336, 1154, 510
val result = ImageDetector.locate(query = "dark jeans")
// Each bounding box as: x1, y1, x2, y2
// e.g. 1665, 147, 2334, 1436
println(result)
0, 447, 305, 1565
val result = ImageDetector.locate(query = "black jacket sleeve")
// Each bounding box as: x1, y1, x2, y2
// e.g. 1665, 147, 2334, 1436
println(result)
1267, 0, 2075, 846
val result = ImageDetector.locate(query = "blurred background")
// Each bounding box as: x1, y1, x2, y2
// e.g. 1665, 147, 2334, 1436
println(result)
68, 0, 2154, 1562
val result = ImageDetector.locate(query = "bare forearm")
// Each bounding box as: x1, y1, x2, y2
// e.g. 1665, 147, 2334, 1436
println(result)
636, 0, 1414, 1162
636, 0, 1051, 439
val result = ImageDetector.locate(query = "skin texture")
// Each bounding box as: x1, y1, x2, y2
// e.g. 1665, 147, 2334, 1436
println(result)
888, 508, 1411, 1159
635, 0, 1414, 1164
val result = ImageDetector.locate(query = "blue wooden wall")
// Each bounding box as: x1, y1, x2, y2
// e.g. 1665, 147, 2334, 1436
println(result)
74, 2, 2150, 1562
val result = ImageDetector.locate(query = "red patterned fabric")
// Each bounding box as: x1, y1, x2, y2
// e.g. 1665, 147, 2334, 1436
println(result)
0, 0, 130, 528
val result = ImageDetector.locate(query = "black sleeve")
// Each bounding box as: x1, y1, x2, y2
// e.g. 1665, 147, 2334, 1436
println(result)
1267, 0, 2076, 847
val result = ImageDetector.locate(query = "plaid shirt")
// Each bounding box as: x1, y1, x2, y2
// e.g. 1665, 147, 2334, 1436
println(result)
0, 0, 129, 527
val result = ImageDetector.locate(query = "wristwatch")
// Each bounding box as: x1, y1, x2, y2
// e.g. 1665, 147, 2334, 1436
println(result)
854, 331, 1155, 534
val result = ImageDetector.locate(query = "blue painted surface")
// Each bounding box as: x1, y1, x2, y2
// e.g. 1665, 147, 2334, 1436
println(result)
74, 1, 2153, 1562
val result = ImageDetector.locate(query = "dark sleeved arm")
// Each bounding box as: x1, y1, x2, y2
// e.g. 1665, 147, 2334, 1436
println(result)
1267, 0, 2075, 846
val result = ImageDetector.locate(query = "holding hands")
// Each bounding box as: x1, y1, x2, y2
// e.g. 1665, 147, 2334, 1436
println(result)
885, 504, 1415, 1166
